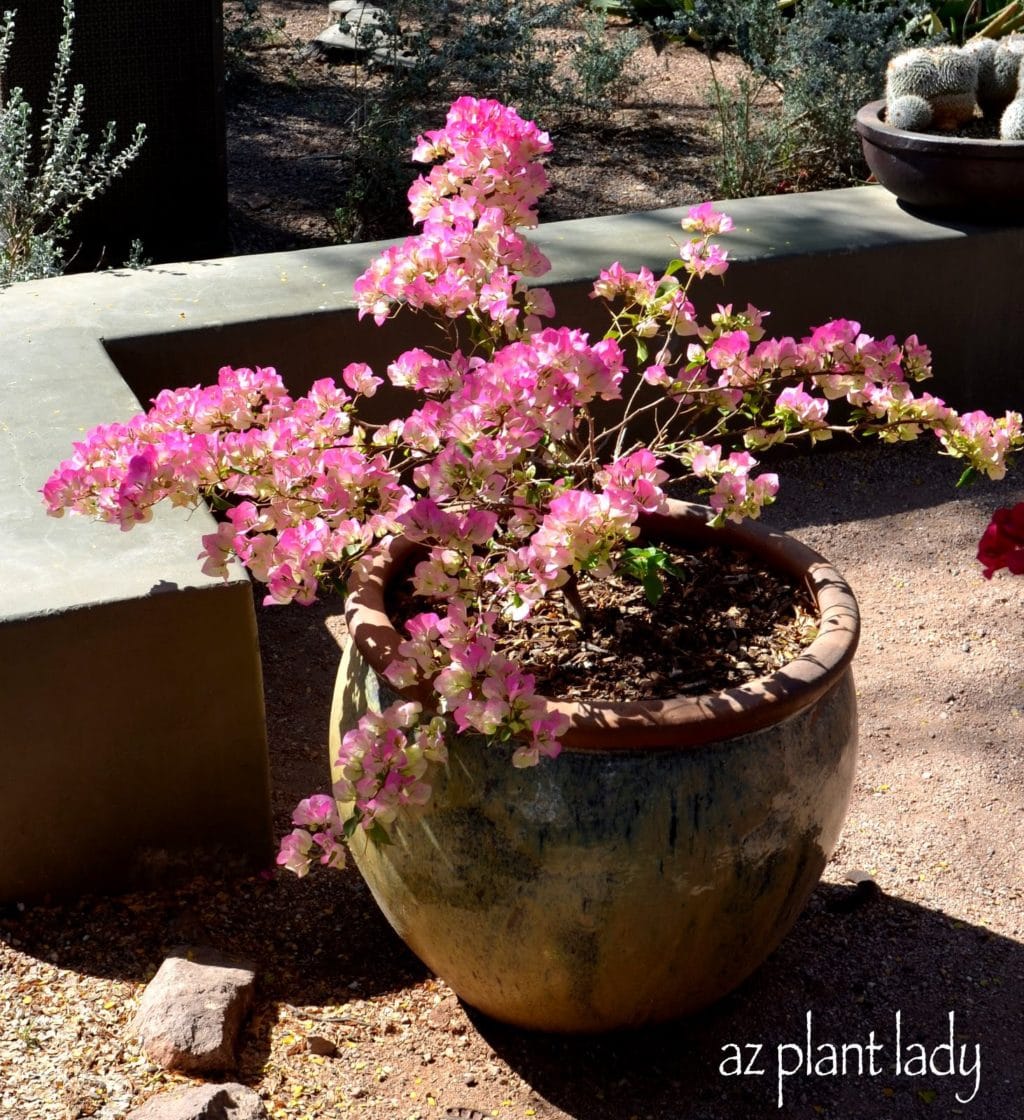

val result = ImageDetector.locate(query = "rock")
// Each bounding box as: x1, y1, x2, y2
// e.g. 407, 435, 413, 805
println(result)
130, 946, 256, 1073
827, 870, 881, 912
426, 1000, 459, 1031
127, 1083, 268, 1120
331, 1, 388, 26
328, 0, 367, 16
307, 1033, 338, 1057
316, 4, 399, 56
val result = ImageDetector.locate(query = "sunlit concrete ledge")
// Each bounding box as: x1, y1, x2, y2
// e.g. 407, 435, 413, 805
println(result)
1, 184, 1021, 902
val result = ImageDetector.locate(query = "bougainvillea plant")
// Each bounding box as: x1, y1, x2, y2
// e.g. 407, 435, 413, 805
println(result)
978, 502, 1024, 578
42, 98, 1024, 876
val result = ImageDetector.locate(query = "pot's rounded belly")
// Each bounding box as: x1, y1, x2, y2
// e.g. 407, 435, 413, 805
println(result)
331, 638, 858, 1033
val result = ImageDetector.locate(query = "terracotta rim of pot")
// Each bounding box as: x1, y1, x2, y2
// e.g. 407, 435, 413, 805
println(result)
855, 99, 1024, 157
344, 498, 860, 750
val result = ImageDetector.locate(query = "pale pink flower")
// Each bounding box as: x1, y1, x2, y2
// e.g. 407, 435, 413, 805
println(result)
681, 202, 734, 235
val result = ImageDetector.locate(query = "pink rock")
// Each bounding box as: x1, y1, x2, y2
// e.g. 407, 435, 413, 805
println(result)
127, 1083, 267, 1120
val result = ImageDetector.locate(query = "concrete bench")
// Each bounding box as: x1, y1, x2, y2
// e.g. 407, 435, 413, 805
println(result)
2, 185, 1021, 902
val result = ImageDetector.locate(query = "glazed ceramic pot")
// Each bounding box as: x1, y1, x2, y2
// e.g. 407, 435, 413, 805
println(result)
855, 98, 1024, 214
330, 500, 860, 1032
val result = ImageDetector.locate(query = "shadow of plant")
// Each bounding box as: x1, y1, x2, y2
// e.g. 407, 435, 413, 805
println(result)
466, 884, 1022, 1119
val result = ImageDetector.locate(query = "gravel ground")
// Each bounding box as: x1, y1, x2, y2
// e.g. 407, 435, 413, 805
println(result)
2, 440, 1021, 1120
2, 5, 1023, 1119
223, 0, 762, 253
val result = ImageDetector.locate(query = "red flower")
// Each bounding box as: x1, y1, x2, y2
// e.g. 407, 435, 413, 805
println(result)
978, 501, 1024, 579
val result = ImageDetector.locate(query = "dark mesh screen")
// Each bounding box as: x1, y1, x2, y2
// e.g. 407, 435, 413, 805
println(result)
5, 1, 227, 268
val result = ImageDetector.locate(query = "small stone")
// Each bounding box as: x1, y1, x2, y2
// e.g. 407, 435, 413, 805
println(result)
426, 1003, 454, 1030
462, 1072, 478, 1087
126, 1083, 268, 1120
129, 946, 256, 1073
845, 869, 882, 901
307, 1034, 338, 1058
827, 870, 881, 913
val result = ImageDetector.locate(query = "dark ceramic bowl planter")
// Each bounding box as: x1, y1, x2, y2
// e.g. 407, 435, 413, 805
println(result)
855, 99, 1024, 215
331, 500, 860, 1032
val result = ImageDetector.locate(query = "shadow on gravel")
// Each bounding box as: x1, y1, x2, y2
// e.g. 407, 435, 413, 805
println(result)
469, 883, 1023, 1120
2, 872, 1018, 1118
0, 859, 427, 1093
757, 438, 1024, 535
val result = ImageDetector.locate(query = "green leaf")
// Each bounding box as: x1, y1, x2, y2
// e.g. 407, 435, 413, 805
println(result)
621, 545, 684, 605
365, 820, 394, 848
642, 569, 665, 605
957, 464, 977, 488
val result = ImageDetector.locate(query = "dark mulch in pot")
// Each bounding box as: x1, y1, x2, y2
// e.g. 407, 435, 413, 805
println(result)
884, 107, 1008, 139
390, 541, 817, 703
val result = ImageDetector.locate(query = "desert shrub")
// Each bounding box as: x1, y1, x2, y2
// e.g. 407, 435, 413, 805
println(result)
223, 0, 285, 82
323, 0, 641, 240
697, 0, 932, 196
707, 71, 798, 197
569, 12, 644, 108
0, 0, 146, 284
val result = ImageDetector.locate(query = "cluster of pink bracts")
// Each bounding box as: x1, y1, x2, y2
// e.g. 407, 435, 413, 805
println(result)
978, 502, 1024, 578
41, 97, 1023, 877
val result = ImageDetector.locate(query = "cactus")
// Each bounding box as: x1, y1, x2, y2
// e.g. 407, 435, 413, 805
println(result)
980, 34, 1024, 115
963, 35, 997, 67
885, 49, 941, 101
887, 94, 934, 131
885, 45, 977, 130
931, 46, 979, 129
1000, 95, 1024, 138
932, 45, 979, 92
883, 34, 1024, 135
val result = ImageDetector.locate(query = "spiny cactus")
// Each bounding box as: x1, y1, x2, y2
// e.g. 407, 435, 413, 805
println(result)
885, 33, 1024, 134
1000, 95, 1024, 139
980, 34, 1024, 115
963, 36, 996, 95
885, 45, 978, 130
932, 45, 979, 91
930, 46, 980, 129
885, 49, 941, 101
962, 36, 997, 67
887, 93, 934, 131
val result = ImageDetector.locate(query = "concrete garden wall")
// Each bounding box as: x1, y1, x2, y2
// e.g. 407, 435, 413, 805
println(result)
1, 185, 1021, 902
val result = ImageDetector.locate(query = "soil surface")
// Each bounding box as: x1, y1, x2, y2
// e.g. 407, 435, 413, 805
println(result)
3, 6, 1024, 1120
3, 441, 1021, 1120
223, 0, 760, 253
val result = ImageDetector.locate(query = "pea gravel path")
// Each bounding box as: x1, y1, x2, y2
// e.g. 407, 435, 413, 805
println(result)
1, 437, 1022, 1120
2, 5, 1023, 1116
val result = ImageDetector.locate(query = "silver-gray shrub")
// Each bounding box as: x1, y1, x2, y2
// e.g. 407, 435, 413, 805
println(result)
0, 0, 146, 285
687, 0, 932, 196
